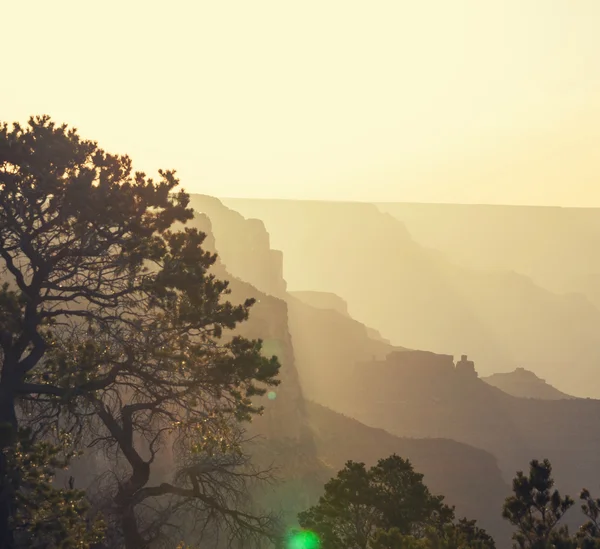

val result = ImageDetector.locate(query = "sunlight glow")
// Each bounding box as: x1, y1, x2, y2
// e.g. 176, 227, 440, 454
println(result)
2, 1, 600, 205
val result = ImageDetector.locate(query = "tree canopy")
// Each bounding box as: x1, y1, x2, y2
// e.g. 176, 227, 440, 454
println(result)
296, 454, 492, 549
502, 459, 600, 549
0, 116, 281, 548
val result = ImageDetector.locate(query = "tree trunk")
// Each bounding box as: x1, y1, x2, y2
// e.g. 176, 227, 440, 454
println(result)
114, 461, 151, 549
0, 382, 18, 549
119, 500, 148, 549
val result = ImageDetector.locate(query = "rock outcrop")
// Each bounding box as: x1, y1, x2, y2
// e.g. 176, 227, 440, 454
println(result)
483, 367, 574, 400
456, 354, 478, 378
188, 194, 287, 298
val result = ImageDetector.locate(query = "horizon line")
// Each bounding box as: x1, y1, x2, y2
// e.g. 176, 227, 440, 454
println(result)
203, 195, 600, 210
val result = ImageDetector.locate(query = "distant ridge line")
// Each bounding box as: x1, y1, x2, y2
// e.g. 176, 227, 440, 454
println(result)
216, 196, 600, 210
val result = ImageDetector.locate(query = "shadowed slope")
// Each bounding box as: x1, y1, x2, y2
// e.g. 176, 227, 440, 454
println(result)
324, 350, 600, 522
305, 401, 510, 546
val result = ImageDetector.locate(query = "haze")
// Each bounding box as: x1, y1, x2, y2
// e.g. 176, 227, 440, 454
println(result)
6, 3, 600, 547
3, 0, 600, 206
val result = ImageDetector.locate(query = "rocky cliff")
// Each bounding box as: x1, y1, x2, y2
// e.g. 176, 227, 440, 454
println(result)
188, 195, 514, 541
222, 198, 600, 398
184, 210, 311, 447
188, 195, 287, 298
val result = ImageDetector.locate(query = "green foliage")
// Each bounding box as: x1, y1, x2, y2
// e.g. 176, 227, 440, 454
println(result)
369, 455, 454, 535
427, 520, 497, 549
5, 429, 104, 549
578, 489, 600, 549
369, 528, 429, 549
0, 116, 281, 547
449, 518, 497, 549
503, 459, 574, 549
368, 521, 497, 549
502, 459, 600, 549
298, 460, 375, 549
298, 455, 490, 549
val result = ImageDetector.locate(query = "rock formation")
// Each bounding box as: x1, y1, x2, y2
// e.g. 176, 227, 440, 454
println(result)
456, 354, 478, 378
483, 367, 574, 400
223, 197, 600, 398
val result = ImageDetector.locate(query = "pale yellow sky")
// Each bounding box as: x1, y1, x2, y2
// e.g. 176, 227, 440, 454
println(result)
2, 0, 600, 206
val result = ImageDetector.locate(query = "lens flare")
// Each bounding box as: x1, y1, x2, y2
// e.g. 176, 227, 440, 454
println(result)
287, 529, 320, 549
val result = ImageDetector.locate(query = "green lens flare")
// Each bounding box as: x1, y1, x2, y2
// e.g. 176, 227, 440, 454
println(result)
287, 530, 320, 549
267, 391, 277, 400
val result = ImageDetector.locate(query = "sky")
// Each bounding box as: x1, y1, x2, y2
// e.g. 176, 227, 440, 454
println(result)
2, 0, 600, 206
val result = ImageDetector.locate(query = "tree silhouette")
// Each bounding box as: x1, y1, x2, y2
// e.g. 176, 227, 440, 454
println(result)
574, 489, 600, 549
367, 519, 496, 549
0, 116, 280, 548
9, 429, 105, 549
298, 455, 490, 549
502, 459, 574, 549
